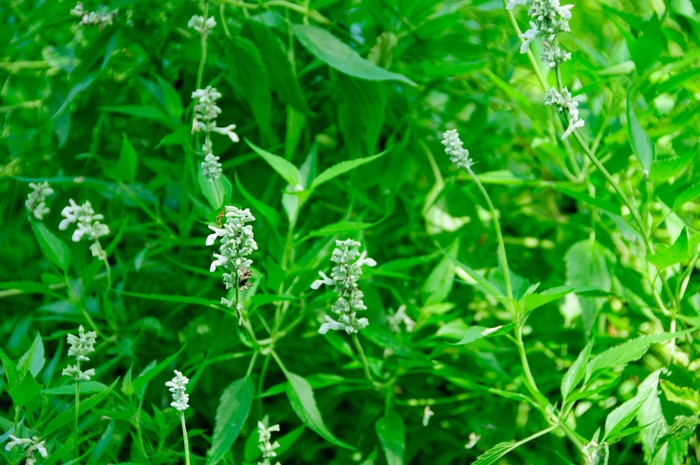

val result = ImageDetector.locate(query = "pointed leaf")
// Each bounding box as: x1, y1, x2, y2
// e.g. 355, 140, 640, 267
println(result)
207, 377, 254, 465
311, 151, 386, 190
31, 221, 71, 273
293, 25, 416, 86
132, 346, 186, 393
561, 341, 593, 403
247, 139, 301, 187
627, 93, 655, 172
115, 133, 138, 183
452, 324, 515, 345
375, 410, 405, 465
285, 371, 354, 450
523, 286, 575, 312
649, 146, 696, 183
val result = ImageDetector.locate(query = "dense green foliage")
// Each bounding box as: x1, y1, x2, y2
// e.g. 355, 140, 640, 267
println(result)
2, 0, 700, 464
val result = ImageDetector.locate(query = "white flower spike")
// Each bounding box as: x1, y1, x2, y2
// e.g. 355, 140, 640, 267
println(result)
25, 181, 54, 220
311, 239, 376, 335
166, 370, 190, 411
62, 325, 97, 381
544, 87, 585, 139
257, 421, 282, 465
442, 129, 474, 170
59, 199, 110, 258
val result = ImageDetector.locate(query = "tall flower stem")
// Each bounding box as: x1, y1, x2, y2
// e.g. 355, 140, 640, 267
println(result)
465, 166, 513, 300
180, 411, 191, 465
351, 334, 374, 384
74, 361, 81, 454
195, 2, 209, 91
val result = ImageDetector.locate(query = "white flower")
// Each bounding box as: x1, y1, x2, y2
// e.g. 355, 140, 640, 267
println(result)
213, 124, 239, 143
506, 0, 528, 9
166, 370, 190, 411
5, 435, 31, 451
60, 199, 110, 251
422, 406, 434, 426
25, 181, 54, 220
312, 239, 376, 335
210, 253, 229, 272
67, 325, 97, 361
188, 15, 216, 35
441, 129, 473, 170
544, 87, 585, 140
62, 364, 95, 381
518, 23, 540, 54
206, 225, 227, 246
201, 153, 223, 181
71, 2, 116, 27
388, 305, 416, 333
258, 422, 282, 465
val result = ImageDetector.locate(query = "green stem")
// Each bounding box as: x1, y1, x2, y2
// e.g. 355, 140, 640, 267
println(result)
466, 166, 513, 300
514, 323, 541, 398
75, 363, 81, 454
180, 411, 191, 465
246, 351, 259, 377
196, 2, 209, 90
351, 334, 374, 385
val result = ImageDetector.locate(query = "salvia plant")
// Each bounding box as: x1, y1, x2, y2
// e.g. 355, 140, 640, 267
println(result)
2, 0, 700, 464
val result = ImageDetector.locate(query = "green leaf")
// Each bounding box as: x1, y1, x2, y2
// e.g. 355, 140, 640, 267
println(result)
207, 377, 254, 465
672, 181, 700, 210
375, 410, 405, 465
235, 172, 280, 229
42, 381, 109, 395
0, 281, 62, 298
115, 133, 138, 183
248, 20, 311, 114
553, 185, 620, 214
227, 37, 272, 141
100, 105, 175, 129
120, 290, 219, 309
293, 25, 416, 86
603, 390, 650, 441
199, 170, 233, 211
247, 139, 302, 187
121, 365, 134, 396
649, 146, 696, 183
91, 418, 116, 462
423, 241, 458, 305
473, 442, 524, 465
31, 221, 71, 273
660, 381, 700, 414
17, 333, 45, 379
561, 341, 593, 403
8, 374, 42, 408
523, 286, 575, 313
627, 93, 655, 172
311, 151, 386, 190
648, 227, 689, 268
132, 346, 186, 393
308, 221, 373, 237
452, 324, 515, 345
336, 73, 387, 157
0, 348, 18, 388
285, 371, 354, 450
43, 380, 117, 436
586, 329, 694, 381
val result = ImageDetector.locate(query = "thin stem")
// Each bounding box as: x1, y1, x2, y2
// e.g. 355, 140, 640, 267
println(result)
351, 334, 375, 385
514, 323, 541, 399
466, 166, 513, 300
180, 411, 191, 465
246, 351, 259, 377
196, 2, 209, 91
75, 363, 81, 454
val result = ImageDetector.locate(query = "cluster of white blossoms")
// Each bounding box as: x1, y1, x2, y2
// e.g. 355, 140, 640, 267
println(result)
59, 199, 110, 259
4, 435, 48, 465
166, 370, 190, 411
207, 207, 258, 308
25, 181, 54, 220
62, 325, 97, 381
188, 14, 216, 35
257, 422, 281, 465
441, 129, 474, 170
191, 86, 239, 181
387, 305, 416, 333
69, 2, 116, 27
312, 239, 376, 335
544, 87, 585, 139
507, 0, 573, 69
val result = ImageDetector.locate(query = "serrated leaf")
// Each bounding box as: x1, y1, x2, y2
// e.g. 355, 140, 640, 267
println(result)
0, 348, 18, 388
8, 374, 42, 408
311, 151, 386, 190
247, 139, 302, 187
31, 221, 71, 273
604, 390, 650, 441
376, 411, 405, 465
660, 381, 700, 414
649, 146, 696, 183
672, 182, 700, 210
293, 25, 415, 86
648, 227, 689, 268
561, 341, 593, 403
207, 377, 254, 465
285, 371, 354, 450
523, 286, 575, 312
17, 333, 45, 379
587, 329, 694, 381
627, 93, 655, 172
452, 324, 515, 345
